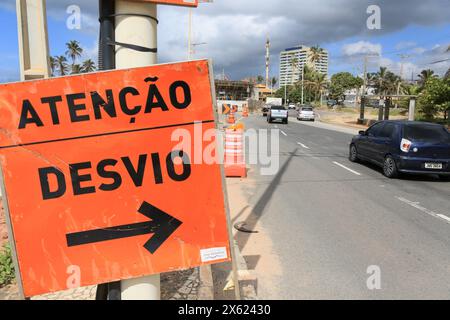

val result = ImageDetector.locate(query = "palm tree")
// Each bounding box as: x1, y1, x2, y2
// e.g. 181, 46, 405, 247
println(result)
55, 55, 69, 76
309, 45, 324, 70
307, 72, 328, 102
71, 64, 83, 74
256, 75, 264, 84
49, 56, 58, 77
289, 56, 300, 84
65, 40, 83, 73
81, 59, 96, 73
371, 67, 390, 95
271, 77, 277, 88
417, 69, 436, 88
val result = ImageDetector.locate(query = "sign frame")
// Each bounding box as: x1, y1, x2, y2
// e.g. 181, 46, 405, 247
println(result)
0, 59, 233, 298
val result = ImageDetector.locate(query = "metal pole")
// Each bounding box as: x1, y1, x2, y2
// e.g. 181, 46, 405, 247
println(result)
114, 0, 159, 300
188, 8, 192, 60
359, 56, 368, 123
98, 0, 115, 70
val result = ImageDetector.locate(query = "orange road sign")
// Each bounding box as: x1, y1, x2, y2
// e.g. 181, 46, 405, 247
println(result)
0, 60, 230, 297
135, 0, 198, 7
222, 104, 231, 115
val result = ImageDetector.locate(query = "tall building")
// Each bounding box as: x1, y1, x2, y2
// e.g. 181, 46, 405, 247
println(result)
279, 45, 329, 87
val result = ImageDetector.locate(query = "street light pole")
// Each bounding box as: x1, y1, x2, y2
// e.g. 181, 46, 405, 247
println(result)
301, 65, 304, 105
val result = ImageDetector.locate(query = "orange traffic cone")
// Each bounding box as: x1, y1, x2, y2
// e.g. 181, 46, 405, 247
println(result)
224, 129, 247, 178
227, 113, 236, 124
242, 106, 249, 117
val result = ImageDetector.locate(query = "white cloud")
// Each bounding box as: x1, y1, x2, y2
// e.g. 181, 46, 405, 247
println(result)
395, 41, 417, 50
342, 41, 382, 57
1, 0, 450, 79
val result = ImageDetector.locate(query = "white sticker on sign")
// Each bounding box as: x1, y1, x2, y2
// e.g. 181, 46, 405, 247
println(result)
200, 247, 228, 263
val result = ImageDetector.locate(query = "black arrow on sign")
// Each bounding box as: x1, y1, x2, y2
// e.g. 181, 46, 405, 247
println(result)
66, 202, 182, 254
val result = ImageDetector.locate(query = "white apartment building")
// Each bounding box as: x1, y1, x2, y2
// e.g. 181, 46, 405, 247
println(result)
279, 45, 329, 87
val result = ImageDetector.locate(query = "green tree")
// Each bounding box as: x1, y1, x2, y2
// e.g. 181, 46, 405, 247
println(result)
444, 68, 450, 80
81, 59, 96, 73
49, 56, 58, 77
418, 77, 450, 120
308, 72, 328, 101
309, 45, 324, 70
256, 75, 264, 84
289, 56, 300, 84
71, 64, 83, 74
55, 55, 69, 76
66, 40, 83, 74
417, 69, 437, 88
271, 77, 277, 89
368, 67, 402, 95
329, 72, 363, 101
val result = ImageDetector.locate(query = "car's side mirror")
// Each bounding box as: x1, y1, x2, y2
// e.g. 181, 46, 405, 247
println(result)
359, 130, 366, 136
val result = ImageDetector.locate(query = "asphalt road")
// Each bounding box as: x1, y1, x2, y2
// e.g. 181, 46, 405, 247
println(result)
235, 114, 450, 299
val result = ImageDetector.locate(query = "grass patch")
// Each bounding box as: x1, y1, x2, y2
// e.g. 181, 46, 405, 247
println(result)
0, 243, 15, 287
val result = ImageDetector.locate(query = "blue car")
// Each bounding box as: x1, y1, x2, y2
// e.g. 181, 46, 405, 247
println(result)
349, 121, 450, 179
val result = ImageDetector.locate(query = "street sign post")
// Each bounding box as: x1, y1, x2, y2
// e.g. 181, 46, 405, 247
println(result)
0, 59, 231, 298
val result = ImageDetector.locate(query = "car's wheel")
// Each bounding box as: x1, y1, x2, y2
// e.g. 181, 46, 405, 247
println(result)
349, 144, 359, 162
284, 119, 288, 124
383, 155, 398, 179
439, 175, 450, 181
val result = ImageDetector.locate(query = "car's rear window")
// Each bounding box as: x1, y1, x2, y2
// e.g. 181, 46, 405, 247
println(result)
404, 125, 450, 143
301, 108, 313, 111
271, 106, 286, 110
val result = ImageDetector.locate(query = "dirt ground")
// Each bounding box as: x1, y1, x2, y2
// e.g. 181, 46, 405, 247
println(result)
0, 198, 8, 249
319, 109, 408, 129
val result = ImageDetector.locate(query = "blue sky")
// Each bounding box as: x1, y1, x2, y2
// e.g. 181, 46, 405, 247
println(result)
0, 1, 449, 83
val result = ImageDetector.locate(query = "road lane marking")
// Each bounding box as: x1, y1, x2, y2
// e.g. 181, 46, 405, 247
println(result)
437, 214, 450, 223
297, 142, 310, 149
332, 161, 361, 176
397, 197, 450, 225
280, 130, 287, 136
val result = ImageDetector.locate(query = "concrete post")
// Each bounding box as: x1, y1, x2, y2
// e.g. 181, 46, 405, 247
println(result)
114, 0, 159, 300
408, 98, 416, 121
16, 0, 50, 80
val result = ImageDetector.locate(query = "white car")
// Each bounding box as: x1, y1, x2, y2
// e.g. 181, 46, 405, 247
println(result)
288, 103, 296, 110
268, 105, 289, 124
297, 106, 315, 121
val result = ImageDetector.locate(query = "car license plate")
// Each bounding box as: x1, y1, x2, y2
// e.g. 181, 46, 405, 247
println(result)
425, 163, 443, 170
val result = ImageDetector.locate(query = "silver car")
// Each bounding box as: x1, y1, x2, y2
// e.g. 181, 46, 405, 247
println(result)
297, 106, 315, 121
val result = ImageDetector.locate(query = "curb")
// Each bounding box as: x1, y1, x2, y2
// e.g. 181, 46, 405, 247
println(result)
198, 265, 214, 300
